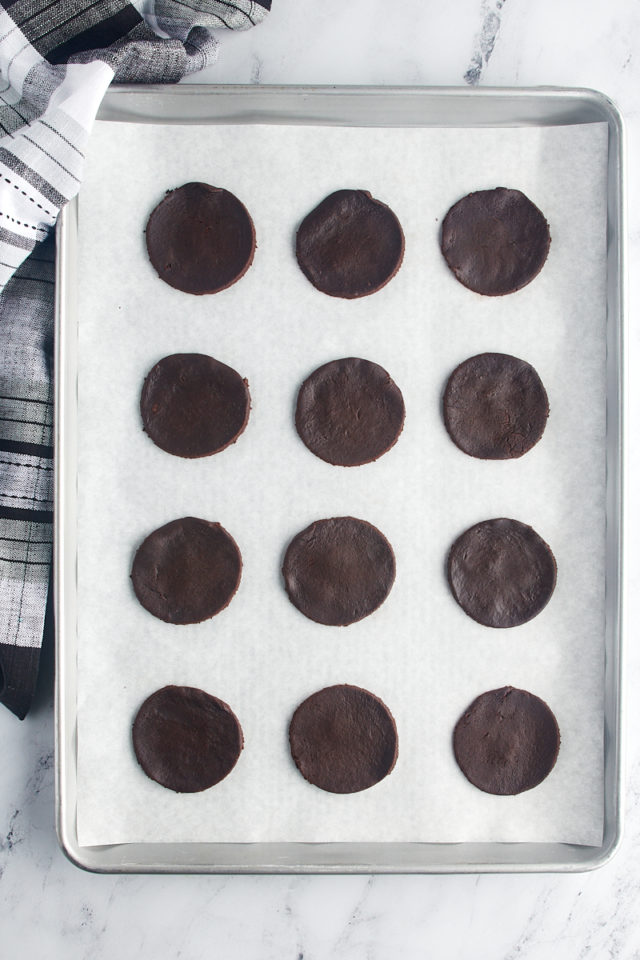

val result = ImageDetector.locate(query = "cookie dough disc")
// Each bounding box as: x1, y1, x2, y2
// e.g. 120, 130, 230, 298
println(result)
141, 353, 250, 459
295, 189, 405, 298
145, 182, 256, 295
296, 357, 405, 466
133, 685, 243, 793
447, 518, 556, 628
440, 187, 551, 296
443, 352, 549, 459
131, 517, 242, 624
453, 686, 560, 795
282, 516, 395, 626
289, 684, 398, 793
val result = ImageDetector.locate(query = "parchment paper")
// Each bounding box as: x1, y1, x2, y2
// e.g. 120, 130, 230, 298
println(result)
75, 119, 608, 846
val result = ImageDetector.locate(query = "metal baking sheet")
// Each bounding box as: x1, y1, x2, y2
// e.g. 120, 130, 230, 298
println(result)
54, 85, 625, 873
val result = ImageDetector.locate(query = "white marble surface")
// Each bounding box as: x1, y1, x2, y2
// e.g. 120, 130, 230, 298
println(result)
2, 0, 640, 956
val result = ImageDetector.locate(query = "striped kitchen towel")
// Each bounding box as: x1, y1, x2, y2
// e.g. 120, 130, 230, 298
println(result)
0, 0, 271, 719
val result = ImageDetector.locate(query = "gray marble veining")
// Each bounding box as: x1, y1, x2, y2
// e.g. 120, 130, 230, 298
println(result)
464, 0, 507, 85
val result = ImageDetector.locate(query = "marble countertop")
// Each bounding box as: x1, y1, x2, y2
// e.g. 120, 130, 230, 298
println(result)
2, 0, 640, 956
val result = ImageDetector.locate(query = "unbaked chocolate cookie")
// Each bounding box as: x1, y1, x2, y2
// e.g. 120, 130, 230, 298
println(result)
133, 685, 243, 793
282, 516, 395, 626
295, 357, 405, 466
140, 353, 250, 459
453, 686, 560, 795
447, 518, 556, 628
289, 684, 398, 793
443, 352, 549, 459
131, 517, 242, 624
145, 182, 256, 294
295, 189, 405, 298
440, 187, 551, 296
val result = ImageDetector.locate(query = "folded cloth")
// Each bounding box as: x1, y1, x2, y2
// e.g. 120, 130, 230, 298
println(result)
0, 0, 271, 719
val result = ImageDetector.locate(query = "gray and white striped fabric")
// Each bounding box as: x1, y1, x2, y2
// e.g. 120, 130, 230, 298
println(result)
0, 0, 270, 718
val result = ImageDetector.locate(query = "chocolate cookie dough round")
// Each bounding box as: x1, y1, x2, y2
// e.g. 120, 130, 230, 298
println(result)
145, 182, 256, 295
296, 357, 405, 466
447, 518, 556, 628
440, 187, 551, 296
289, 684, 398, 793
140, 353, 250, 459
133, 685, 243, 793
282, 516, 395, 626
443, 352, 549, 459
453, 686, 560, 795
131, 517, 242, 624
295, 189, 405, 298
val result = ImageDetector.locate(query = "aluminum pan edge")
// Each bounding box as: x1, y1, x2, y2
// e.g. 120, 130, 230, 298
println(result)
96, 83, 621, 128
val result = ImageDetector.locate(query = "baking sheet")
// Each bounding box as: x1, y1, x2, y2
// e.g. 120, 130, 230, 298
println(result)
75, 119, 608, 847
